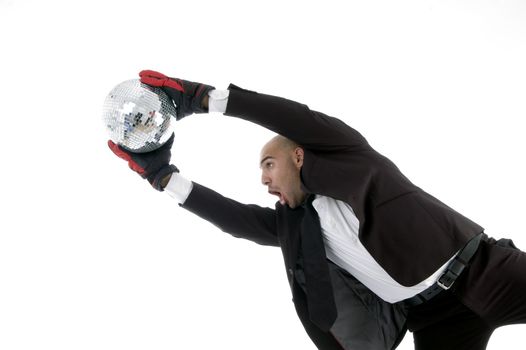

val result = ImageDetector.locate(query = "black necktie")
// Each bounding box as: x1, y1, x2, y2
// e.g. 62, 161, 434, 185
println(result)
300, 195, 338, 331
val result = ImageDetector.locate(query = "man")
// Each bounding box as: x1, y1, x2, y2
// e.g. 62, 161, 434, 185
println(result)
108, 70, 526, 350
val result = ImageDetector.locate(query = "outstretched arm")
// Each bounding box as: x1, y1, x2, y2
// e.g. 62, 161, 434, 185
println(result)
224, 84, 370, 152
108, 135, 279, 248
178, 181, 279, 247
138, 70, 370, 152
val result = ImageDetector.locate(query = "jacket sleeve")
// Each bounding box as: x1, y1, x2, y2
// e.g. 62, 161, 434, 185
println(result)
181, 182, 279, 247
224, 84, 370, 151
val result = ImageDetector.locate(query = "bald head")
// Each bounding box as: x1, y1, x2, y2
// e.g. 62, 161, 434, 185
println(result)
259, 135, 306, 208
263, 135, 299, 154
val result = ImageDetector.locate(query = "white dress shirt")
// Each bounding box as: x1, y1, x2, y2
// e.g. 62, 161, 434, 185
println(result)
312, 195, 455, 303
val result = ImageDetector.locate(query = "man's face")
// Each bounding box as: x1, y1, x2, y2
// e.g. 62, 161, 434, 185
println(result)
260, 137, 306, 208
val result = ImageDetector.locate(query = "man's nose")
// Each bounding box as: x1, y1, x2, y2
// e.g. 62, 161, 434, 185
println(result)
261, 172, 270, 186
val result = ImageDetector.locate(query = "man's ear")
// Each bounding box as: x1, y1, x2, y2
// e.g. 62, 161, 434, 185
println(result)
294, 147, 304, 168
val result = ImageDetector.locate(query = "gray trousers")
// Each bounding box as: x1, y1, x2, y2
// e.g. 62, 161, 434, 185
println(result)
296, 261, 407, 350
407, 236, 526, 350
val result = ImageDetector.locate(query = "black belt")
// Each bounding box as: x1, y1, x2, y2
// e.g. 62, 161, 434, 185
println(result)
404, 233, 483, 307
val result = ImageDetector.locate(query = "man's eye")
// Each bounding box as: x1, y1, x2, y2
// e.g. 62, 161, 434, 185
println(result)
266, 162, 274, 168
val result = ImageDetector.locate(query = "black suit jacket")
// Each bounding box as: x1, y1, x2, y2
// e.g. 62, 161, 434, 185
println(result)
180, 84, 483, 348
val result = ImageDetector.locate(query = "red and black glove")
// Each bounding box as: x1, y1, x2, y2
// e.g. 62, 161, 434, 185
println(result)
139, 70, 215, 120
108, 133, 178, 191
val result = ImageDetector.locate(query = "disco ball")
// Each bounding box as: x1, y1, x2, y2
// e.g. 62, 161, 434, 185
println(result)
102, 79, 176, 153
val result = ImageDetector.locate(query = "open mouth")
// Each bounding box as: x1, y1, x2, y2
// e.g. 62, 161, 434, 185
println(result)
269, 190, 286, 205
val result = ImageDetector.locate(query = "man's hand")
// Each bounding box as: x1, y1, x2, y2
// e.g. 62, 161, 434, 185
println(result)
139, 70, 215, 120
108, 133, 178, 191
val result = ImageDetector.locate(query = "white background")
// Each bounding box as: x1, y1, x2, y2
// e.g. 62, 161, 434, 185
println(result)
1, 0, 525, 349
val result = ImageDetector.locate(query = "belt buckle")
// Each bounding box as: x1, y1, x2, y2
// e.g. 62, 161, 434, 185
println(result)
437, 270, 456, 290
